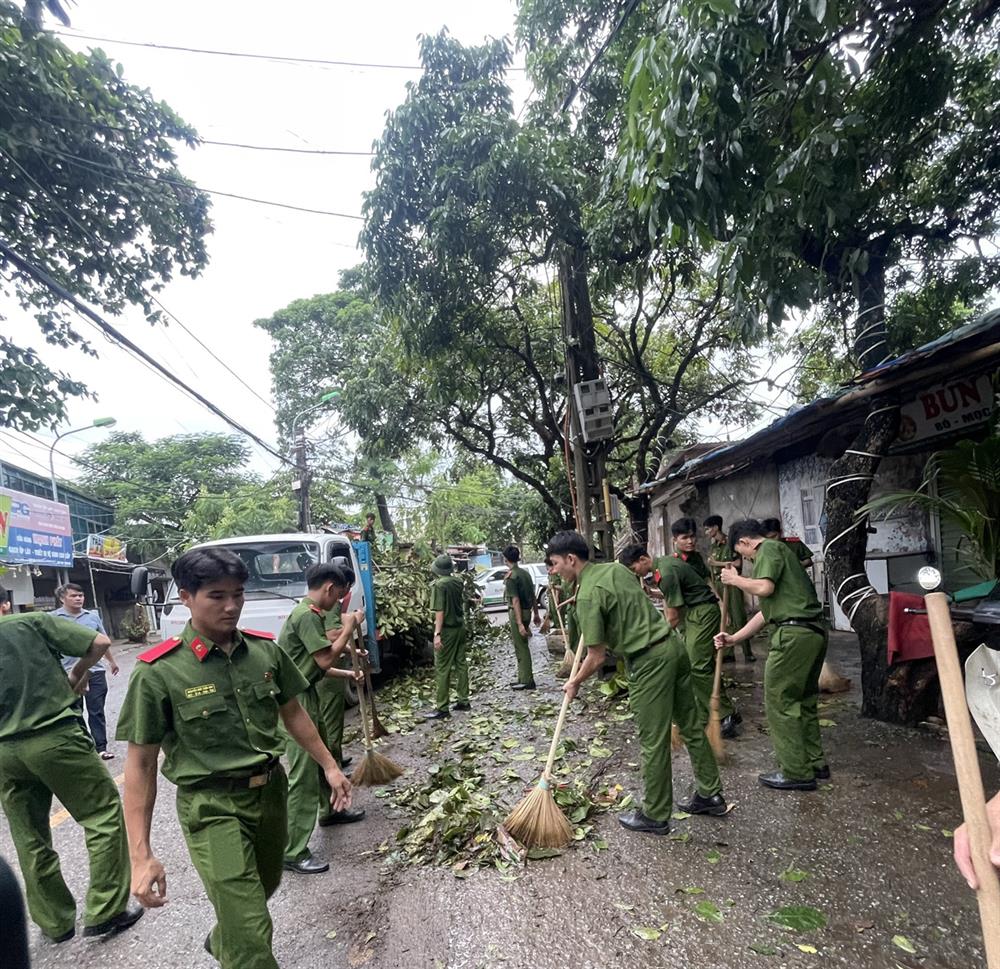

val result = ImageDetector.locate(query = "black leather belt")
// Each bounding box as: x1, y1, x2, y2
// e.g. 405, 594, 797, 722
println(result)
773, 618, 827, 637
183, 758, 281, 792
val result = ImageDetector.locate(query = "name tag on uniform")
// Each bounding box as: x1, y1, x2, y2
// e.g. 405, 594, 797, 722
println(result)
184, 683, 218, 699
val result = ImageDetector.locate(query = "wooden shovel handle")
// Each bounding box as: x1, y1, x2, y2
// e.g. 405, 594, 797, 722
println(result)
543, 634, 587, 778
926, 592, 1000, 969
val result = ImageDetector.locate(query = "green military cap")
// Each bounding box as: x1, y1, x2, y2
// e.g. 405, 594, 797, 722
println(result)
431, 554, 454, 576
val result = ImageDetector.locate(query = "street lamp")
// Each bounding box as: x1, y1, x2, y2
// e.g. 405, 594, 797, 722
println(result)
48, 417, 116, 584
289, 390, 341, 532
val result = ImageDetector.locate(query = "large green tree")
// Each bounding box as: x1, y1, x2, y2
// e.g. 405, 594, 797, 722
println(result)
77, 432, 251, 559
0, 2, 211, 428
360, 31, 762, 537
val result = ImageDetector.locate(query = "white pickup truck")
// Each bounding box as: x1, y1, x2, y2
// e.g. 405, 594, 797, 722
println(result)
134, 532, 368, 643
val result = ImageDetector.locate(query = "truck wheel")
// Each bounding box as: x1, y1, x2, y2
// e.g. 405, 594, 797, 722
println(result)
344, 680, 359, 708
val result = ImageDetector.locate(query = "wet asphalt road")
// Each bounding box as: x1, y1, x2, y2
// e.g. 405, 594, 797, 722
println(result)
2, 619, 998, 969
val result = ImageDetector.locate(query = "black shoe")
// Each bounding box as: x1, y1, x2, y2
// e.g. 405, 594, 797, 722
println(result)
618, 809, 670, 835
339, 755, 353, 769
454, 701, 472, 711
282, 854, 330, 874
813, 764, 831, 780
720, 714, 741, 739
421, 708, 450, 720
758, 771, 817, 791
721, 654, 736, 664
318, 807, 366, 826
676, 791, 728, 816
44, 927, 75, 944
510, 681, 536, 691
83, 903, 145, 938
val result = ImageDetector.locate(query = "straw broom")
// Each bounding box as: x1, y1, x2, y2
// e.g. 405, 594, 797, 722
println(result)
706, 592, 728, 762
551, 590, 578, 679
347, 628, 403, 786
357, 631, 389, 739
926, 592, 1000, 968
503, 634, 587, 849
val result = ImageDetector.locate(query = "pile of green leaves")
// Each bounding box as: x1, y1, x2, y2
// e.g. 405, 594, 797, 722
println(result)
372, 550, 433, 640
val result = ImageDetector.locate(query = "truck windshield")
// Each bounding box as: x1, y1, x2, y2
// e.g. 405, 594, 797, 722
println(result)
165, 541, 321, 601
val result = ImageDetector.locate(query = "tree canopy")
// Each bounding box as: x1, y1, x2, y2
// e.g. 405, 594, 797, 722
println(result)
0, 2, 212, 428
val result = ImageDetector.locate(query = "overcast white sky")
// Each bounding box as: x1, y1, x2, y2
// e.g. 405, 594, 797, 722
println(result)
2, 0, 532, 481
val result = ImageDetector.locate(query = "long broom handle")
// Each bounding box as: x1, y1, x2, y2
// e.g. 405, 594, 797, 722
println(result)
358, 635, 386, 734
550, 587, 576, 643
542, 634, 587, 779
347, 628, 375, 753
926, 592, 1000, 969
712, 590, 728, 705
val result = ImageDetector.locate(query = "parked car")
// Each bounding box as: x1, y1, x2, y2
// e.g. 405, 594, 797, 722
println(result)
474, 562, 550, 612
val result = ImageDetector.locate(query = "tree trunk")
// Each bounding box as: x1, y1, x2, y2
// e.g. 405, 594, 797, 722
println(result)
853, 256, 889, 371
620, 491, 650, 543
375, 493, 397, 540
823, 401, 939, 724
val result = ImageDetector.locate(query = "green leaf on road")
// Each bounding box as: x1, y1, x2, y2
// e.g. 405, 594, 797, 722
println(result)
766, 905, 827, 932
693, 900, 723, 923
892, 935, 917, 954
796, 943, 818, 953
749, 941, 778, 955
671, 811, 692, 820
780, 868, 810, 883
633, 926, 662, 941
706, 848, 722, 864
818, 719, 837, 727
678, 886, 705, 895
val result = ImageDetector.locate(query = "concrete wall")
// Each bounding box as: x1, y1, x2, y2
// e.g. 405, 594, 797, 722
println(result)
707, 463, 781, 530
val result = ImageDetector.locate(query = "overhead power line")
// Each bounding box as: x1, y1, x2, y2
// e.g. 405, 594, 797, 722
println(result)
56, 30, 527, 72
562, 0, 641, 110
0, 238, 293, 468
202, 139, 374, 157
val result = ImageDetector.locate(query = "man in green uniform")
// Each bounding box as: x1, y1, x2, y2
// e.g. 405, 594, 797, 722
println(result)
359, 513, 377, 545
117, 548, 353, 969
715, 519, 829, 791
550, 531, 726, 833
546, 559, 579, 650
704, 515, 754, 662
503, 544, 536, 690
318, 564, 365, 777
621, 543, 740, 739
278, 563, 365, 873
0, 613, 142, 942
422, 554, 471, 720
762, 518, 815, 570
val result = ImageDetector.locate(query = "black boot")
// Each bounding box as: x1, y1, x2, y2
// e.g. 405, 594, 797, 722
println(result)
758, 771, 817, 791
82, 904, 145, 938
420, 708, 450, 720
618, 809, 670, 834
676, 791, 728, 816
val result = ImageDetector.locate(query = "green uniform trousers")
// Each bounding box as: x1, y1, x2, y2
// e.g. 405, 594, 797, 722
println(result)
764, 624, 828, 779
316, 675, 346, 767
508, 610, 534, 684
177, 766, 287, 969
0, 721, 129, 938
683, 602, 735, 723
434, 625, 470, 712
627, 638, 722, 822
283, 685, 332, 862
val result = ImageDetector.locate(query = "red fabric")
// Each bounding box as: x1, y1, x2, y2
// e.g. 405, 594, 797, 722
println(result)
138, 637, 181, 664
240, 628, 275, 640
887, 591, 934, 664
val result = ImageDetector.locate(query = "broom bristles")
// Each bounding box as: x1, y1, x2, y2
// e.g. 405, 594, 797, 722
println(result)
351, 749, 404, 787
556, 648, 574, 679
707, 714, 725, 763
503, 780, 573, 849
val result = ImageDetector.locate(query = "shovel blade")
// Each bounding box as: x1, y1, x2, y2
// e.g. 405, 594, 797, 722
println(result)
965, 644, 1000, 760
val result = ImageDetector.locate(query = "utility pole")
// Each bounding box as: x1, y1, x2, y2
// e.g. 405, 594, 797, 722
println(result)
293, 431, 311, 532
559, 245, 614, 561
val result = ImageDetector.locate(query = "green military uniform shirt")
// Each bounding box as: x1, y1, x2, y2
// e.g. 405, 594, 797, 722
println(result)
360, 525, 376, 544
784, 537, 814, 565
710, 539, 738, 571
753, 539, 824, 623
0, 613, 98, 739
430, 574, 465, 626
116, 622, 308, 787
682, 549, 710, 581
575, 563, 672, 658
653, 554, 717, 609
278, 597, 332, 687
504, 565, 535, 613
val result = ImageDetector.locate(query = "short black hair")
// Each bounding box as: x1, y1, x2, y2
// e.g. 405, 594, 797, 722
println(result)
305, 562, 347, 590
366, 513, 375, 522
618, 544, 649, 567
502, 544, 520, 563
761, 518, 782, 534
671, 517, 698, 537
339, 565, 356, 586
547, 531, 590, 560
703, 515, 723, 529
173, 548, 248, 593
729, 519, 765, 548
56, 582, 85, 601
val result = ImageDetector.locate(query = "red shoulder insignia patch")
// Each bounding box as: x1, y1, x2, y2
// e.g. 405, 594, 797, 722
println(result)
309, 604, 324, 616
241, 628, 276, 640
138, 637, 182, 664
189, 637, 210, 662
653, 570, 662, 584
785, 536, 802, 543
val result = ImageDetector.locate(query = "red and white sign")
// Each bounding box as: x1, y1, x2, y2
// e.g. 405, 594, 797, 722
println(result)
895, 374, 993, 448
